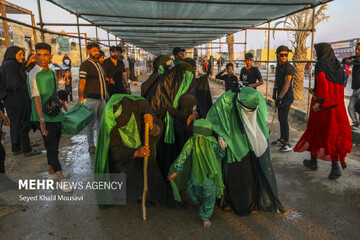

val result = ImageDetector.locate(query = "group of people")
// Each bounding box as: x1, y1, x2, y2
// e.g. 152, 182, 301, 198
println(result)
0, 39, 357, 227
94, 46, 285, 228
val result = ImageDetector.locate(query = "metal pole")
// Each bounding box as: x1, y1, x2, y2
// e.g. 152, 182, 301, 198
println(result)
307, 6, 316, 117
36, 0, 45, 42
244, 29, 247, 54
266, 22, 271, 101
76, 15, 82, 63
107, 31, 110, 47
95, 26, 98, 42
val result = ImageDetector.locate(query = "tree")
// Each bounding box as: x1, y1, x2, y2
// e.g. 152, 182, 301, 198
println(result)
273, 5, 329, 100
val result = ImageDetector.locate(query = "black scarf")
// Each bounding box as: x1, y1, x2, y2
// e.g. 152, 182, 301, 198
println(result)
2, 46, 23, 64
314, 43, 345, 86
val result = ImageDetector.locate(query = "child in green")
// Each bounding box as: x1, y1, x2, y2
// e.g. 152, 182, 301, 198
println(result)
168, 119, 225, 228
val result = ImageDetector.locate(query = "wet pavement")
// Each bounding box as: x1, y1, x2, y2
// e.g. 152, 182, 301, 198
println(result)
0, 73, 359, 240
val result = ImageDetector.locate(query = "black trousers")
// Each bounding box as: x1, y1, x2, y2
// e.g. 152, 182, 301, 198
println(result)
65, 86, 73, 102
4, 92, 32, 153
0, 142, 5, 173
36, 122, 62, 172
278, 104, 291, 142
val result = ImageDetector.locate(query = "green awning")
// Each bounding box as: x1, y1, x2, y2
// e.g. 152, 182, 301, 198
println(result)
47, 0, 332, 55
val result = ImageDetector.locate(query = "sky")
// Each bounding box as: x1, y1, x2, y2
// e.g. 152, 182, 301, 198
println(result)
4, 0, 360, 55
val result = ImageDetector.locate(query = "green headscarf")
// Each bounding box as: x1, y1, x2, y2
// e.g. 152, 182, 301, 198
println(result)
206, 87, 269, 163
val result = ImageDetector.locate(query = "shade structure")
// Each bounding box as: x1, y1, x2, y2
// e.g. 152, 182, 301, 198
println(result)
47, 0, 332, 55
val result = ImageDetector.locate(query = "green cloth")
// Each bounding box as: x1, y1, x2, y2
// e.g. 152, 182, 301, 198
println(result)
173, 59, 181, 66
158, 65, 165, 76
27, 67, 64, 122
118, 111, 142, 149
169, 119, 225, 202
94, 94, 146, 208
206, 87, 268, 163
187, 177, 216, 221
164, 71, 194, 144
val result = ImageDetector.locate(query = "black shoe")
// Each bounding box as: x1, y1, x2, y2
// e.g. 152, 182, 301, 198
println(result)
303, 159, 318, 171
23, 150, 41, 157
12, 150, 22, 156
279, 143, 292, 152
328, 162, 341, 180
271, 139, 283, 146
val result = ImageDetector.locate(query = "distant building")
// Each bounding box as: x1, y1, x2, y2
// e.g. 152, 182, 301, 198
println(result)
330, 38, 359, 59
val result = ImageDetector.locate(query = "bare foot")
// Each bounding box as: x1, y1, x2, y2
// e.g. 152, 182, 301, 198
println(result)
203, 220, 211, 228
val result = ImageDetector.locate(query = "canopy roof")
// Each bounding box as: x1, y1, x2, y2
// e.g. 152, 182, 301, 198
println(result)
47, 0, 332, 55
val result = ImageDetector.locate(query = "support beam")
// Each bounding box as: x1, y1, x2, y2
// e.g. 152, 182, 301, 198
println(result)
76, 14, 82, 63
30, 14, 38, 44
95, 26, 98, 42
80, 13, 268, 21
107, 31, 110, 47
244, 29, 247, 54
307, 6, 316, 117
136, 0, 314, 6
36, 0, 45, 42
265, 22, 271, 101
0, 1, 11, 48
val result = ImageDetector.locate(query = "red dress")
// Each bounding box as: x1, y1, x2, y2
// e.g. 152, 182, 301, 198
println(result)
294, 72, 353, 169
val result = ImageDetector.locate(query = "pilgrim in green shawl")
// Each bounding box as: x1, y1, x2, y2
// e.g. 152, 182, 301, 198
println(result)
168, 119, 225, 228
206, 87, 284, 216
94, 94, 170, 207
147, 58, 198, 180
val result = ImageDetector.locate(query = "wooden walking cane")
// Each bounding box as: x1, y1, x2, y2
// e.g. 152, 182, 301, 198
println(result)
269, 107, 278, 134
142, 122, 150, 220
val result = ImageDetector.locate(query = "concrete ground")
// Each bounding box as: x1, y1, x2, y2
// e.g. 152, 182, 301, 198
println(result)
0, 73, 359, 240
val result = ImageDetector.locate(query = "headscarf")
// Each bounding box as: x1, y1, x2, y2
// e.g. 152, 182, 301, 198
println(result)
2, 46, 23, 64
314, 42, 345, 86
176, 94, 196, 119
182, 58, 196, 72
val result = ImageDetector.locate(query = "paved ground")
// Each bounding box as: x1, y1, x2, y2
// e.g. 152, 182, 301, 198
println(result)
0, 73, 359, 240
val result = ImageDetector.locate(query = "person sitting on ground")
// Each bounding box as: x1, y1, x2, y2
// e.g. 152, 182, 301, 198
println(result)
240, 53, 263, 89
168, 119, 225, 228
216, 63, 239, 92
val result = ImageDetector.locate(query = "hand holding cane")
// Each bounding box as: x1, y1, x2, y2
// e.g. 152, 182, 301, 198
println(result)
142, 115, 152, 220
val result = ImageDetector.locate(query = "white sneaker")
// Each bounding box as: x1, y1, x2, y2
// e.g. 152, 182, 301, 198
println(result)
59, 179, 72, 193
48, 172, 70, 181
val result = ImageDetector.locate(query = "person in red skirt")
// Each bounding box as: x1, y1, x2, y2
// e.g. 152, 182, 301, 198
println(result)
294, 43, 353, 180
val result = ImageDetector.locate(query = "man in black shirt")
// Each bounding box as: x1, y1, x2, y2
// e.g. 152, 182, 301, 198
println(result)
78, 42, 108, 154
103, 46, 128, 97
240, 53, 263, 89
216, 63, 239, 92
272, 45, 294, 152
347, 42, 360, 129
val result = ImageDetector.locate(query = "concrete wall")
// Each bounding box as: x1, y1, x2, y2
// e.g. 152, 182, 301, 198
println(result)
0, 22, 110, 68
